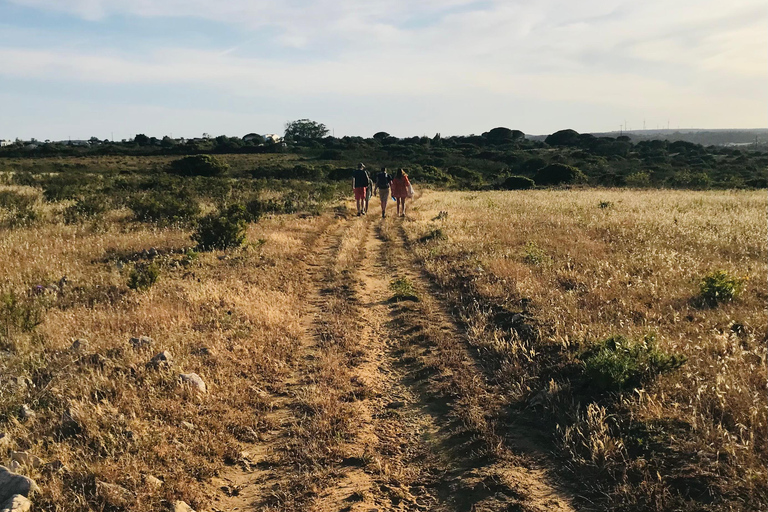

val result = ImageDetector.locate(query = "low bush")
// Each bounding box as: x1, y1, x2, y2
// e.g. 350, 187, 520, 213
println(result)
168, 154, 228, 177
130, 191, 200, 224
127, 262, 160, 291
193, 204, 248, 250
534, 163, 588, 186
522, 241, 552, 265
64, 194, 110, 224
502, 175, 535, 190
390, 277, 419, 302
699, 270, 745, 305
581, 334, 686, 392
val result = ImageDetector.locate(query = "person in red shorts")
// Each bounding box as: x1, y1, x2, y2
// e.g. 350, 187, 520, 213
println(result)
390, 168, 413, 217
352, 163, 370, 216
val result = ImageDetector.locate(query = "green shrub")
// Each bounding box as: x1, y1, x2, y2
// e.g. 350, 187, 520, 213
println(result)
0, 290, 47, 337
522, 241, 551, 265
390, 277, 419, 302
699, 270, 745, 305
64, 195, 109, 224
502, 175, 535, 190
168, 155, 229, 177
127, 262, 160, 291
130, 191, 200, 224
534, 163, 588, 186
420, 228, 447, 242
581, 334, 686, 392
625, 171, 651, 187
0, 190, 37, 210
193, 204, 248, 250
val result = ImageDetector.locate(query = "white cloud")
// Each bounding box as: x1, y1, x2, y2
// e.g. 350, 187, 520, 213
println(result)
2, 0, 766, 136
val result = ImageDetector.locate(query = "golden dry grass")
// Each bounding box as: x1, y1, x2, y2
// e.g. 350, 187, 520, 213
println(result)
402, 189, 767, 510
0, 198, 333, 511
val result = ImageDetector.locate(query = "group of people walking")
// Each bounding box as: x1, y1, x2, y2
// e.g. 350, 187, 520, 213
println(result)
353, 163, 413, 218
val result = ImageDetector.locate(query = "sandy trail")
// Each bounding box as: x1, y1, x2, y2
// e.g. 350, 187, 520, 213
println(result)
207, 209, 577, 512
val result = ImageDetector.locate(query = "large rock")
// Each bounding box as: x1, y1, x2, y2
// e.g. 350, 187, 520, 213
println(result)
0, 466, 39, 504
148, 351, 172, 369
1, 494, 31, 512
172, 501, 195, 512
179, 373, 207, 394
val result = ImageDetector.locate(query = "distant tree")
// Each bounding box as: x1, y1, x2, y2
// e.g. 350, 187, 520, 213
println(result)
161, 136, 176, 148
168, 155, 229, 177
134, 133, 150, 146
242, 133, 264, 143
88, 136, 100, 144
485, 127, 525, 143
545, 129, 580, 147
373, 131, 390, 140
284, 119, 329, 141
534, 163, 588, 185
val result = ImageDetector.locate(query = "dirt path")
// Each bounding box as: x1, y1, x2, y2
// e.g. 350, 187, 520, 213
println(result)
207, 210, 577, 512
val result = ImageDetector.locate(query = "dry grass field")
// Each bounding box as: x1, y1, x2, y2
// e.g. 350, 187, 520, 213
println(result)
402, 189, 767, 510
0, 185, 765, 512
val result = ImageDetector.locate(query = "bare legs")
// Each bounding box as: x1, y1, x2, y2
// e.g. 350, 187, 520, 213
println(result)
396, 197, 407, 217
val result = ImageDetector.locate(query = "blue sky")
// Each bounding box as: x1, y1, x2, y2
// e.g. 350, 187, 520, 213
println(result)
0, 0, 765, 140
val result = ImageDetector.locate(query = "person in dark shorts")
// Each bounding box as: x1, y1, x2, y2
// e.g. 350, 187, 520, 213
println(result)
372, 167, 392, 218
352, 163, 370, 216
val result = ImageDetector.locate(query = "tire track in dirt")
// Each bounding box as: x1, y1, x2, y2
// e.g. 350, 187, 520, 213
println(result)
209, 213, 354, 512
209, 207, 577, 512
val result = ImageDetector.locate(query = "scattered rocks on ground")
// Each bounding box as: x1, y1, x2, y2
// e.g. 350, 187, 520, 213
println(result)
1, 494, 31, 512
148, 351, 173, 369
10, 452, 42, 469
68, 339, 88, 352
179, 373, 207, 394
96, 481, 133, 508
172, 500, 195, 512
0, 465, 39, 504
129, 336, 153, 350
18, 406, 35, 422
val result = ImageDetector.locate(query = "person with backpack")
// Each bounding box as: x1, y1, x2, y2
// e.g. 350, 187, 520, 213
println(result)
352, 163, 371, 216
390, 168, 413, 217
372, 167, 392, 218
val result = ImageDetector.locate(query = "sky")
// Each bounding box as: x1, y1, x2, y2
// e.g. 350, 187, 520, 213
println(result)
0, 0, 766, 140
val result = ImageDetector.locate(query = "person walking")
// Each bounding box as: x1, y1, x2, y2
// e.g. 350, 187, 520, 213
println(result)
390, 168, 413, 217
373, 167, 392, 218
352, 163, 370, 216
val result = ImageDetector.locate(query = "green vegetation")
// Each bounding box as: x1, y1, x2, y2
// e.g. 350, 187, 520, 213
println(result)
168, 154, 229, 177
580, 334, 686, 392
193, 204, 248, 250
699, 270, 745, 305
390, 277, 419, 302
127, 262, 160, 291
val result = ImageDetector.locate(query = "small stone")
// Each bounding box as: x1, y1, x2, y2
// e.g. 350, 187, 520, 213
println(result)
1, 494, 31, 512
18, 406, 35, 422
144, 475, 163, 488
0, 433, 10, 449
181, 421, 196, 430
10, 452, 43, 469
68, 339, 88, 352
179, 373, 207, 394
148, 351, 172, 369
172, 500, 195, 512
0, 466, 39, 504
96, 481, 133, 508
129, 336, 153, 350
7, 462, 21, 473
